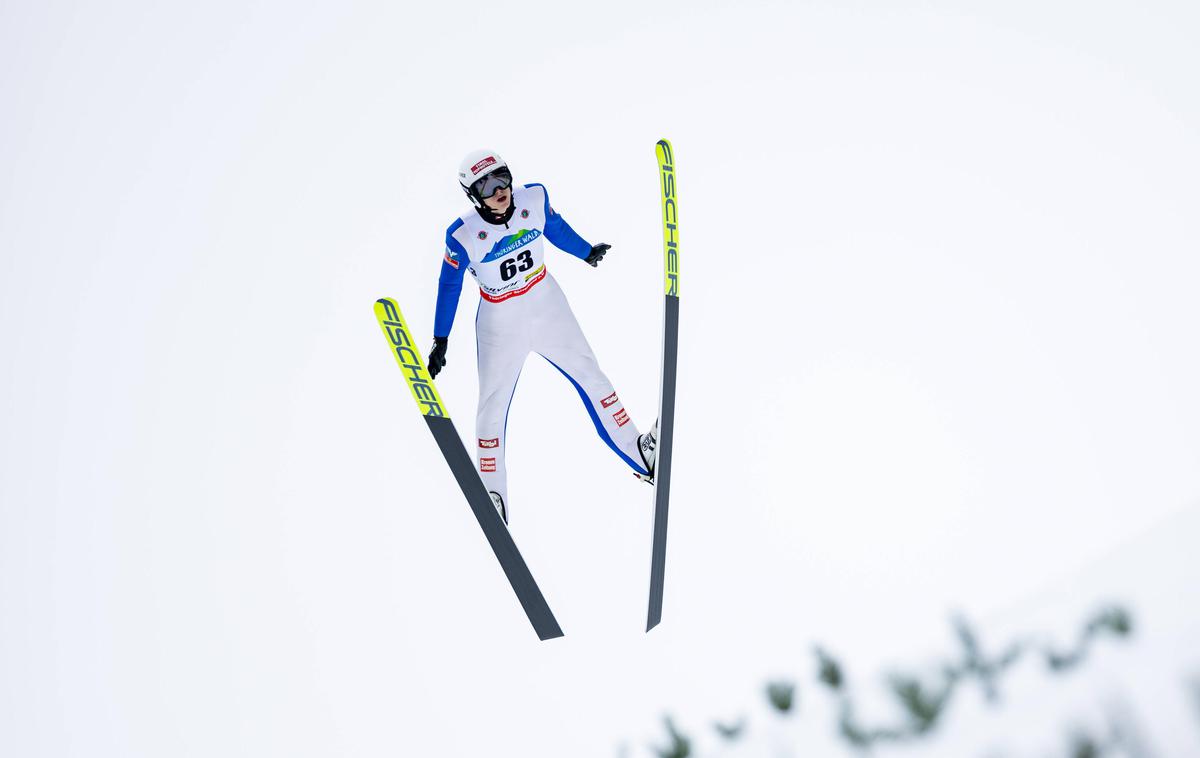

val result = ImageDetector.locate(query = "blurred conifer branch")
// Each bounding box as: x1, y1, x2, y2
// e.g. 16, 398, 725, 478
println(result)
650, 716, 691, 758
1044, 607, 1133, 672
712, 718, 745, 740
766, 681, 797, 713
641, 604, 1135, 756
1062, 707, 1154, 758
820, 604, 1133, 747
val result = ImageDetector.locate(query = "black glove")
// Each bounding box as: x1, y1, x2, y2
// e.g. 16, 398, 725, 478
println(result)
585, 243, 610, 267
427, 336, 448, 379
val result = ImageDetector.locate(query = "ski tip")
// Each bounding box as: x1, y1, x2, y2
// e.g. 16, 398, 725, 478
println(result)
656, 139, 673, 164
646, 618, 661, 633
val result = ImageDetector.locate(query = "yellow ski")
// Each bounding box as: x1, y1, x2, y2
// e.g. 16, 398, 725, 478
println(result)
373, 297, 563, 640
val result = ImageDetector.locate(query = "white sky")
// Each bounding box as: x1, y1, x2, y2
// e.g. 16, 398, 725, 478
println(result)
2, 1, 1199, 756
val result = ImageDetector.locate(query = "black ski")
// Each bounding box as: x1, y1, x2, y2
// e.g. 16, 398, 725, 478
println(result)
647, 139, 680, 631
374, 297, 563, 641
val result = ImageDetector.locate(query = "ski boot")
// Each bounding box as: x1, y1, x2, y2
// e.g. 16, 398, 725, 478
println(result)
489, 491, 508, 524
635, 420, 658, 484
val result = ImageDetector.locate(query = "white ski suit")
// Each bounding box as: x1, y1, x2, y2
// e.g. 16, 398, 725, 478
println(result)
432, 183, 648, 509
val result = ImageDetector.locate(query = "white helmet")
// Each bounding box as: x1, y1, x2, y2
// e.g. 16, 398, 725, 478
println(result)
458, 149, 513, 208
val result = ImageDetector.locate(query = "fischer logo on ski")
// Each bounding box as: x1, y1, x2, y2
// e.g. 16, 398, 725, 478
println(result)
376, 299, 445, 417
658, 140, 679, 298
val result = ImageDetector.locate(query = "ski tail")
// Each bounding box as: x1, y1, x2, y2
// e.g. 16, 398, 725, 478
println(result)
374, 297, 564, 641
647, 139, 679, 631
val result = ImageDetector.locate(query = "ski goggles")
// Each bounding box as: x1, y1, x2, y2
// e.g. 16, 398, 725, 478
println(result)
470, 167, 513, 199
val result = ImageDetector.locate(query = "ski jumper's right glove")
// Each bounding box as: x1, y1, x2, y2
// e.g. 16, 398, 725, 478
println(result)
427, 336, 448, 379
585, 243, 610, 267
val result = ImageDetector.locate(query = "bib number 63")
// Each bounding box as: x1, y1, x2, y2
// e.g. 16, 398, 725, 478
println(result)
500, 250, 534, 281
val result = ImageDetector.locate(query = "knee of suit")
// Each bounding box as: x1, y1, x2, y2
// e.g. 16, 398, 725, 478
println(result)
477, 388, 514, 410
477, 408, 513, 429
475, 423, 504, 440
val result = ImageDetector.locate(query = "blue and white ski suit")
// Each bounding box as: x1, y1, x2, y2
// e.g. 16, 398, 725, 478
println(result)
433, 183, 649, 509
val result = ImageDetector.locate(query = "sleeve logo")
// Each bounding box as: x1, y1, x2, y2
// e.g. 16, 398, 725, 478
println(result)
444, 247, 460, 269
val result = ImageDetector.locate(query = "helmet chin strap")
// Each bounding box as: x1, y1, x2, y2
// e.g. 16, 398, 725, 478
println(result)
474, 198, 515, 226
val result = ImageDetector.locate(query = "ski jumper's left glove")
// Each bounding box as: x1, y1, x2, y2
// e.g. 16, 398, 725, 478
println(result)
585, 243, 610, 267
427, 337, 448, 379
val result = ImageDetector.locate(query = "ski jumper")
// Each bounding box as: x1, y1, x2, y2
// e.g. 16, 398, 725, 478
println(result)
433, 183, 648, 507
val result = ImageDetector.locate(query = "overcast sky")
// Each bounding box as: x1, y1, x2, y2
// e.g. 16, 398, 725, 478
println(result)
2, 1, 1199, 756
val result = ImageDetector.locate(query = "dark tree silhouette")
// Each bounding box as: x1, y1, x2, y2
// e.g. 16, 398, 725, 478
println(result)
816, 605, 1133, 748
650, 716, 691, 758
642, 604, 1137, 756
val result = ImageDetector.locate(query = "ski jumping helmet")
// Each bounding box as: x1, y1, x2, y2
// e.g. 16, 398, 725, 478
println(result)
458, 149, 513, 209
